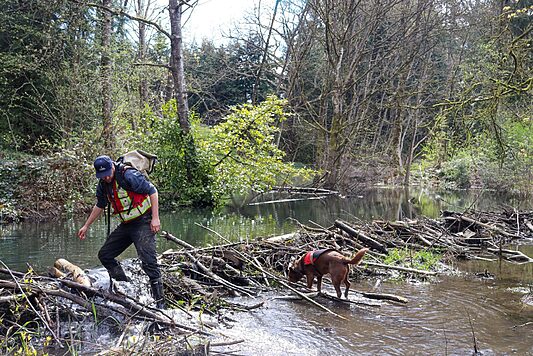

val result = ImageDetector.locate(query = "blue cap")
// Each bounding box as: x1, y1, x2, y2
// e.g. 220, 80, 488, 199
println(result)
94, 155, 113, 178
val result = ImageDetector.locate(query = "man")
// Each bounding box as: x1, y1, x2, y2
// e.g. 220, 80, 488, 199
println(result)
78, 155, 165, 308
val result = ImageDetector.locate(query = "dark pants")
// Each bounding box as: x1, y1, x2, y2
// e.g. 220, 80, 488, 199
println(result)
98, 214, 161, 281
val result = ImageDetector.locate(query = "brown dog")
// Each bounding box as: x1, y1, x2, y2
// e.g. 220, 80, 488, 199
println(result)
288, 248, 369, 298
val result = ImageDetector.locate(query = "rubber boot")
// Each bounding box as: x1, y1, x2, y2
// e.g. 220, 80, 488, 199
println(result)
107, 265, 130, 293
108, 265, 130, 282
150, 278, 166, 309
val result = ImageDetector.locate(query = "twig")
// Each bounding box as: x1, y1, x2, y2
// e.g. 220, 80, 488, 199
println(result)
161, 231, 255, 297
194, 224, 348, 320
364, 261, 437, 276
0, 261, 64, 348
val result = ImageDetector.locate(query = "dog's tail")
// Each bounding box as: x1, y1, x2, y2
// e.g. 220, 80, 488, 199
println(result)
347, 248, 369, 265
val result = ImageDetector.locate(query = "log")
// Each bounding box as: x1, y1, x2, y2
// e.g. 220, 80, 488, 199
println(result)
357, 291, 409, 304
54, 258, 91, 287
335, 220, 388, 253
525, 220, 533, 233
272, 186, 340, 195
486, 247, 533, 263
457, 215, 516, 238
247, 196, 327, 206
274, 292, 381, 307
364, 261, 437, 276
265, 232, 298, 243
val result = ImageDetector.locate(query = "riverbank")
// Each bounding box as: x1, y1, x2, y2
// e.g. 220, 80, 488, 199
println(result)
1, 150, 532, 224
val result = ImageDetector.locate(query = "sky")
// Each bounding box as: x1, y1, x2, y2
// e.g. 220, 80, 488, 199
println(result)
181, 0, 275, 43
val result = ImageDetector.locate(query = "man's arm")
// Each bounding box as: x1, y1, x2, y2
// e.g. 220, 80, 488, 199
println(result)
78, 205, 104, 240
149, 191, 160, 233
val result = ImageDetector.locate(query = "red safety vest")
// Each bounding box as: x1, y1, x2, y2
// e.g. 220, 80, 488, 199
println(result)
108, 179, 151, 223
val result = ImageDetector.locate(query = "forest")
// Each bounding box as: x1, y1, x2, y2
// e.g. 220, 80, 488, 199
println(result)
0, 0, 532, 222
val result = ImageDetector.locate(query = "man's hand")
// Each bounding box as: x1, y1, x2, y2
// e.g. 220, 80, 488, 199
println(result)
78, 226, 88, 240
78, 205, 103, 241
151, 217, 161, 233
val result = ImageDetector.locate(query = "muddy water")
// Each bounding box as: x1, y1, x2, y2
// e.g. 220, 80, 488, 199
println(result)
218, 272, 532, 355
1, 188, 532, 354
217, 247, 533, 355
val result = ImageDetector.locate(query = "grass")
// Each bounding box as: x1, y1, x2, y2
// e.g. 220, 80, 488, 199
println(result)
383, 248, 441, 271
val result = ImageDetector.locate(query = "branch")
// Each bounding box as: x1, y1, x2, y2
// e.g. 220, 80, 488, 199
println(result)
133, 62, 171, 70
71, 0, 171, 38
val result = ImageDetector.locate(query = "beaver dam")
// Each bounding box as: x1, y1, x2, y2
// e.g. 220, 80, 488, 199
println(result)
1, 209, 532, 354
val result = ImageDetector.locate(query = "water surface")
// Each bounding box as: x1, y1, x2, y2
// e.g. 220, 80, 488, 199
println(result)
1, 187, 532, 355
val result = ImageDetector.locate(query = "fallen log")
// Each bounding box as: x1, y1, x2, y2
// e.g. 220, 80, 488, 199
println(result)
272, 186, 340, 195
335, 220, 388, 254
247, 195, 327, 206
357, 291, 409, 304
456, 214, 517, 238
363, 261, 437, 276
486, 247, 533, 263
274, 292, 382, 307
54, 258, 91, 287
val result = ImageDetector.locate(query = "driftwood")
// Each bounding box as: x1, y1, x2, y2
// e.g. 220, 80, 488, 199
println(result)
364, 261, 437, 276
272, 186, 340, 195
335, 219, 388, 253
0, 268, 206, 334
54, 258, 92, 287
357, 291, 409, 304
248, 186, 340, 206
455, 214, 516, 238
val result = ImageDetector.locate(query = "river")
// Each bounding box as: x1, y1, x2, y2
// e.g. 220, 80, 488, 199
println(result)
1, 187, 532, 354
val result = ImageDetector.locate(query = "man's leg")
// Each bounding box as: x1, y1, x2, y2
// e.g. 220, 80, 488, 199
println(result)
98, 224, 132, 281
131, 220, 164, 308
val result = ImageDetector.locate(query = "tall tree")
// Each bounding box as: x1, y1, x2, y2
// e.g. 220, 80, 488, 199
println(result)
100, 0, 114, 150
169, 0, 189, 132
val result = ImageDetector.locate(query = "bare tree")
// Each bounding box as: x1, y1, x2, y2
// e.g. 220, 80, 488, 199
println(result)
101, 0, 114, 150
169, 0, 190, 132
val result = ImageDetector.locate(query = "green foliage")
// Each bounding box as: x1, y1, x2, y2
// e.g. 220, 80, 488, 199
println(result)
0, 132, 98, 221
132, 101, 213, 206
196, 96, 316, 205
129, 97, 315, 207
439, 154, 472, 189
0, 0, 101, 149
417, 116, 532, 192
384, 248, 441, 271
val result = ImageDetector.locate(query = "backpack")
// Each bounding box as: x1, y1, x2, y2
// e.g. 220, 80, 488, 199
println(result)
116, 150, 157, 178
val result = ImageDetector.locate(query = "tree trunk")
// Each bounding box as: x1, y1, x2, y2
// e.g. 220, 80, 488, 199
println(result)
101, 0, 114, 149
137, 0, 149, 114
168, 0, 189, 132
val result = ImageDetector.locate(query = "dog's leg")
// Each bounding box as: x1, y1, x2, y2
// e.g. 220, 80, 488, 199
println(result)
333, 283, 342, 298
331, 273, 344, 298
316, 275, 322, 293
344, 276, 351, 299
305, 273, 314, 290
